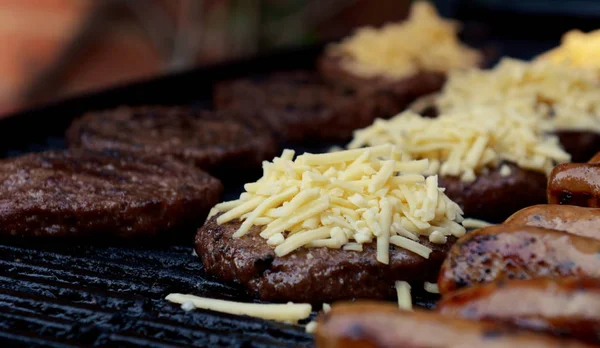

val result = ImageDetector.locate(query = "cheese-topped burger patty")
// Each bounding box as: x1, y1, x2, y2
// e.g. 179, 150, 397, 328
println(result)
213, 71, 407, 144
319, 2, 481, 110
432, 58, 600, 163
348, 110, 570, 222
66, 106, 278, 180
196, 145, 466, 302
0, 150, 222, 238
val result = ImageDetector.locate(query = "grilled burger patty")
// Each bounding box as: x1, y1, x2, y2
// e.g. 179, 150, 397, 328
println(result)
66, 106, 278, 179
0, 150, 222, 238
213, 71, 405, 144
318, 54, 447, 111
438, 163, 547, 223
195, 216, 455, 303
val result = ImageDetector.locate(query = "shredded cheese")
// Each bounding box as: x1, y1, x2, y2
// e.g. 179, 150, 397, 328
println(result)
210, 146, 465, 264
349, 110, 570, 181
437, 58, 600, 133
165, 294, 312, 323
328, 1, 480, 79
424, 282, 440, 294
461, 218, 493, 229
395, 281, 413, 310
537, 29, 600, 77
305, 321, 318, 333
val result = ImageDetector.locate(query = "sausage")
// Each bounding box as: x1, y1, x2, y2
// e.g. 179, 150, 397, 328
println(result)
547, 163, 600, 207
315, 302, 593, 348
587, 151, 600, 164
437, 225, 600, 294
438, 277, 600, 344
504, 204, 600, 240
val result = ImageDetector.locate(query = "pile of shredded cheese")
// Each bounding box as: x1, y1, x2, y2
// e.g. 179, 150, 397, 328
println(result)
330, 1, 481, 79
348, 111, 570, 182
437, 58, 600, 133
209, 145, 466, 264
537, 29, 600, 76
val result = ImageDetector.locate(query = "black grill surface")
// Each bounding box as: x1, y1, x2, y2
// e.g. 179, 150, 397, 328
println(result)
0, 240, 314, 347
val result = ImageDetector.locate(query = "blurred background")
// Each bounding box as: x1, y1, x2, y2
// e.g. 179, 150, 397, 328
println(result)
1, 0, 599, 115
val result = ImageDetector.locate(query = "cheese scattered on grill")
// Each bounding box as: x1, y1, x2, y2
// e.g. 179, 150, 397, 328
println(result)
210, 145, 465, 264
305, 321, 318, 333
348, 110, 570, 181
165, 293, 312, 323
461, 218, 494, 229
329, 1, 481, 79
537, 29, 600, 76
395, 281, 413, 310
424, 282, 440, 294
437, 58, 600, 133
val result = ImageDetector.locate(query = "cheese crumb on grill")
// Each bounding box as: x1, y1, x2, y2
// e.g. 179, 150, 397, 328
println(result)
437, 58, 600, 133
395, 281, 413, 310
329, 1, 480, 79
424, 282, 440, 294
181, 301, 196, 311
210, 146, 465, 264
461, 218, 493, 229
166, 293, 312, 323
305, 321, 318, 333
349, 110, 570, 181
537, 29, 600, 76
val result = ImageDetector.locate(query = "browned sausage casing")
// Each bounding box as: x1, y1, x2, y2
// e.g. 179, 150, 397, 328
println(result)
437, 225, 600, 294
316, 302, 593, 348
438, 277, 600, 344
588, 151, 600, 164
504, 204, 600, 240
547, 163, 600, 207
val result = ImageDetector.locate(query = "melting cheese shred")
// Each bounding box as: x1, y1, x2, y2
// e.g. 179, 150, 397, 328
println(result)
437, 58, 600, 133
329, 1, 480, 79
165, 294, 312, 323
349, 111, 570, 182
211, 145, 465, 264
396, 281, 413, 310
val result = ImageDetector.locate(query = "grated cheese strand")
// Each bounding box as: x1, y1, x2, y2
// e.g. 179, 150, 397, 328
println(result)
395, 281, 413, 310
165, 294, 311, 323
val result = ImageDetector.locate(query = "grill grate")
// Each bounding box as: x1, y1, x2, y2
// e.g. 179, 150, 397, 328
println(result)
0, 241, 314, 347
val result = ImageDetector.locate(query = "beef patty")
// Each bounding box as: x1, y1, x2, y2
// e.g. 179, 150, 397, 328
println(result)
439, 163, 547, 223
0, 150, 222, 238
66, 106, 278, 180
318, 54, 447, 111
196, 216, 455, 303
213, 71, 405, 144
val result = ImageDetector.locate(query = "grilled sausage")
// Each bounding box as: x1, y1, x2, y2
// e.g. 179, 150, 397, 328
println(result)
316, 302, 593, 348
547, 163, 600, 207
437, 225, 600, 294
504, 204, 600, 240
588, 152, 600, 164
438, 277, 600, 344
